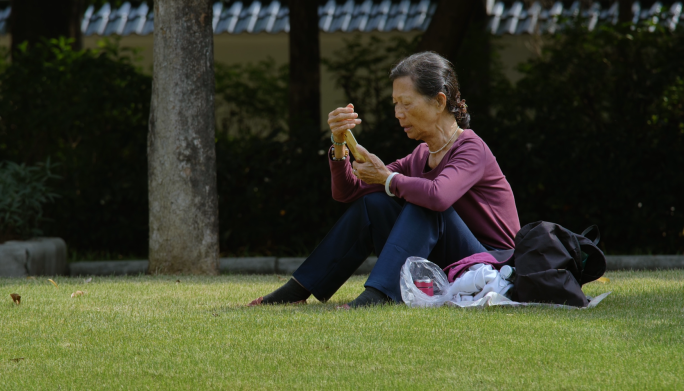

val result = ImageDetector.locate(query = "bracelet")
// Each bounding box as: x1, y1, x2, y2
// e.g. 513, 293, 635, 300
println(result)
385, 172, 399, 197
331, 134, 346, 146
331, 146, 348, 161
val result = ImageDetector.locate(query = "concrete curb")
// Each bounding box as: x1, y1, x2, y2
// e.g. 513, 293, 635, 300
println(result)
604, 255, 684, 271
0, 238, 68, 277
63, 255, 684, 276
69, 260, 150, 276
68, 257, 380, 276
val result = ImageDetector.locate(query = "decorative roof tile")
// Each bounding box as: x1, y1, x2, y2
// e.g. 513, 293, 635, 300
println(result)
85, 3, 111, 36
123, 2, 149, 35
0, 6, 10, 35
365, 0, 392, 32
253, 1, 280, 33
233, 1, 261, 34
103, 1, 131, 36
216, 2, 243, 34
347, 0, 373, 32
1, 1, 682, 37
272, 5, 290, 33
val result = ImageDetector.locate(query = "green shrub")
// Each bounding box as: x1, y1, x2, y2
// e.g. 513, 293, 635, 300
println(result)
215, 58, 289, 138
216, 134, 345, 256
214, 60, 345, 255
0, 159, 60, 242
492, 21, 684, 254
0, 37, 150, 256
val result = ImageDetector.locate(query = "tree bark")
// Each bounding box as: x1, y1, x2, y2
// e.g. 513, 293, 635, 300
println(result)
418, 1, 490, 116
618, 0, 633, 24
288, 0, 321, 136
10, 0, 82, 56
148, 0, 219, 275
416, 0, 481, 66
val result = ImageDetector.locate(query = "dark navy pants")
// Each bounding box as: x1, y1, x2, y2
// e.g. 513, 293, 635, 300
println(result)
293, 192, 489, 303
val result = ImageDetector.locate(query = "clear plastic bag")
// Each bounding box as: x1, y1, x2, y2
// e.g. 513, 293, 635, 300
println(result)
400, 256, 450, 307
400, 257, 612, 309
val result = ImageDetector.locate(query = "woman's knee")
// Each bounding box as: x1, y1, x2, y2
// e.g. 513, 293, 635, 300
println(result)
401, 201, 440, 217
364, 193, 403, 214
361, 192, 393, 208
397, 203, 451, 232
356, 193, 402, 223
345, 193, 394, 219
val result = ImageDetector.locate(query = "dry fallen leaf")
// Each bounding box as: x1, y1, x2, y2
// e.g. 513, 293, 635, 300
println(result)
26, 276, 36, 280
277, 275, 285, 281
48, 279, 59, 288
10, 293, 21, 305
71, 291, 84, 298
85, 277, 92, 284
597, 277, 610, 283
9, 357, 25, 362
176, 279, 181, 284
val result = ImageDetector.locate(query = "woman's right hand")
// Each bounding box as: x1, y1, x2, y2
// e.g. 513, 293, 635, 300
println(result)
328, 103, 362, 143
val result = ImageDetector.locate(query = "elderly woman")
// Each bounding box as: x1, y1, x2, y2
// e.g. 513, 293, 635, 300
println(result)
249, 52, 520, 308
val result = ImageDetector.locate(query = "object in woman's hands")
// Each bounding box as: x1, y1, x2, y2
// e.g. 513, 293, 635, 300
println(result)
344, 129, 365, 163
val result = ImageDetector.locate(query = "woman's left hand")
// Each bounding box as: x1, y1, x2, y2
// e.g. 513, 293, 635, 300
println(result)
352, 145, 392, 185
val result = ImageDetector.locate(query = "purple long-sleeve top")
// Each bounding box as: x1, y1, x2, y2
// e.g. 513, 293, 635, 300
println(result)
329, 129, 520, 249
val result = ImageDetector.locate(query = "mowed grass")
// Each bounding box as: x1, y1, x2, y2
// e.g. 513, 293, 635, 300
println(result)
1, 271, 683, 390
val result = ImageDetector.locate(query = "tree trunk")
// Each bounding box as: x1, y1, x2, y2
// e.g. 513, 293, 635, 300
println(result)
618, 0, 633, 24
454, 3, 490, 115
418, 0, 489, 118
416, 0, 481, 66
288, 0, 321, 137
10, 0, 82, 56
148, 0, 219, 275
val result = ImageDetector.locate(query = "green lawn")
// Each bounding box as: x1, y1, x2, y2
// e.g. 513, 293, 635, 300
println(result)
1, 271, 683, 390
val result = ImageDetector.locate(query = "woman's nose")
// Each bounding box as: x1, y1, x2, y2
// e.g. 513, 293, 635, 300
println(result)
395, 107, 404, 119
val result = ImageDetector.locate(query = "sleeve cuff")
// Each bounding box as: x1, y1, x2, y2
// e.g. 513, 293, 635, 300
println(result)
390, 173, 403, 196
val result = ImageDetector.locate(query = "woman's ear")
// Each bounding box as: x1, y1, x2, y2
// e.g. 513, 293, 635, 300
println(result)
434, 92, 447, 113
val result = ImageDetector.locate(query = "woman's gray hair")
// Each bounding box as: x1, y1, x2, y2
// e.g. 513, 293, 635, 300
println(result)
389, 52, 470, 129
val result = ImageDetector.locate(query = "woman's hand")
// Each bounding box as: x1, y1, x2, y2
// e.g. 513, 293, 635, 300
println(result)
352, 145, 392, 185
328, 103, 362, 143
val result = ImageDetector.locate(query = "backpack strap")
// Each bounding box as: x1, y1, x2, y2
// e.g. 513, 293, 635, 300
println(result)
581, 225, 600, 246
578, 225, 606, 285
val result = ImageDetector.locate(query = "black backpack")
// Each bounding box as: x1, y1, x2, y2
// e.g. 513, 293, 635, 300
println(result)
508, 221, 606, 307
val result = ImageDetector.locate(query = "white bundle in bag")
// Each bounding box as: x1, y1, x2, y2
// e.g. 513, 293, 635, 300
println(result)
444, 264, 513, 303
400, 257, 612, 309
399, 256, 450, 307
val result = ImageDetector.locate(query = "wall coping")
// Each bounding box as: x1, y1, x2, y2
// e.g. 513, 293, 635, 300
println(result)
65, 255, 684, 276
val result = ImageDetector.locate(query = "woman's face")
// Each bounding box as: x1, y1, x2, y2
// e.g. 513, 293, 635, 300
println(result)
392, 76, 443, 141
